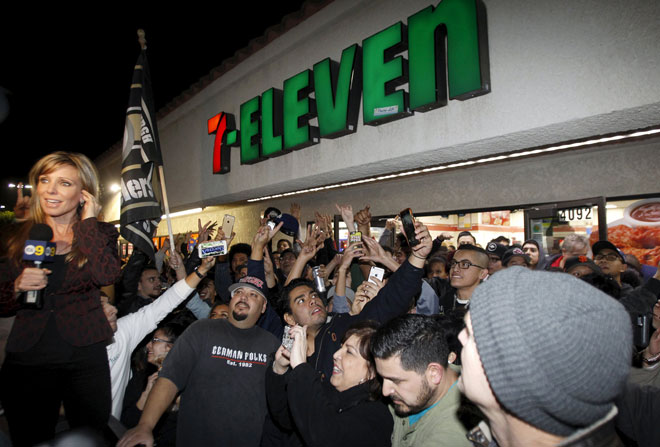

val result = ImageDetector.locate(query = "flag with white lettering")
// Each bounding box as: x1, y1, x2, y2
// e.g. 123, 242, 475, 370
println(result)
120, 49, 162, 260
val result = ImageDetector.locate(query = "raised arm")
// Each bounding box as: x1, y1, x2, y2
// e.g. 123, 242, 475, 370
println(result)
358, 222, 432, 322
284, 226, 324, 286
336, 244, 363, 298
76, 217, 120, 286
263, 248, 278, 289
354, 205, 372, 238
249, 221, 283, 281
360, 236, 400, 273
335, 204, 355, 233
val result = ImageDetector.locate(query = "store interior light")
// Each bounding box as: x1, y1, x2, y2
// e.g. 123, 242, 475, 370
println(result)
110, 184, 121, 193
163, 208, 203, 219
605, 204, 617, 209
246, 126, 660, 203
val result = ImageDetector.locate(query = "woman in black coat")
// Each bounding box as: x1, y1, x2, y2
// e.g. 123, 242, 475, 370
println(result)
266, 321, 392, 447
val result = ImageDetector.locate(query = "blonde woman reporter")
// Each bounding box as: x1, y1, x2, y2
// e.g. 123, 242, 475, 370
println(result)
0, 152, 120, 446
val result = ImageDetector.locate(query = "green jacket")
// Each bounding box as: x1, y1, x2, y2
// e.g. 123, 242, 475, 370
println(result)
390, 380, 472, 447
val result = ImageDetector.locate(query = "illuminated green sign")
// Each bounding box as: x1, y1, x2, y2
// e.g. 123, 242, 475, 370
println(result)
208, 0, 489, 174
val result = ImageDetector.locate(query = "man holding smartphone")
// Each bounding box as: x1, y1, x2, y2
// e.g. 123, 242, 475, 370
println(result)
277, 221, 433, 380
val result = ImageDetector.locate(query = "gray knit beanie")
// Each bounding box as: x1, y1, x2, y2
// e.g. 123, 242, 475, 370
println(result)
470, 267, 632, 436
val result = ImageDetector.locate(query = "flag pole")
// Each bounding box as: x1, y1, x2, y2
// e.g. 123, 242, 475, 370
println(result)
138, 29, 176, 256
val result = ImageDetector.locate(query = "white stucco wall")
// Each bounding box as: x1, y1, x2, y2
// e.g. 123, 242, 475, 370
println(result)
98, 0, 660, 236
145, 0, 660, 208
98, 137, 659, 246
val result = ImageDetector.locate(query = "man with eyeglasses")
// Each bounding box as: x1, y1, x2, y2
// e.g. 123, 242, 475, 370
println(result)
592, 241, 630, 294
438, 245, 489, 315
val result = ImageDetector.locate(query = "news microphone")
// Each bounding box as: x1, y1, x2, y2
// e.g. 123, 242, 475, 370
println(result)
22, 223, 56, 309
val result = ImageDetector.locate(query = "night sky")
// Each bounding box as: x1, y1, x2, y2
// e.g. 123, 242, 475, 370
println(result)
0, 2, 307, 209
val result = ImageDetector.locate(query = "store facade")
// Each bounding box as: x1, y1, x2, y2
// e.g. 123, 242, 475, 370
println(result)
97, 0, 660, 264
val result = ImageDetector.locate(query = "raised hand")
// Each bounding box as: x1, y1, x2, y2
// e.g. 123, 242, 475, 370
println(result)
158, 238, 171, 255
273, 344, 291, 375
80, 190, 102, 220
341, 242, 365, 267
335, 203, 355, 231
253, 221, 284, 250
168, 249, 186, 281
289, 325, 308, 369
198, 253, 217, 275
314, 211, 333, 237
351, 284, 372, 316
197, 219, 217, 244
363, 276, 385, 299
290, 203, 301, 221
359, 236, 400, 272
355, 205, 372, 237
263, 247, 274, 275
409, 222, 432, 267
13, 182, 31, 219
354, 205, 371, 226
298, 225, 324, 263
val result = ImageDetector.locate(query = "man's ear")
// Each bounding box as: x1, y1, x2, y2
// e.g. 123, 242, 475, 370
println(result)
261, 297, 267, 315
426, 362, 445, 386
479, 268, 489, 281
448, 352, 457, 364
283, 312, 296, 326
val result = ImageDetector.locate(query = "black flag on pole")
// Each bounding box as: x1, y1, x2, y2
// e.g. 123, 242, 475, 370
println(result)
120, 49, 162, 260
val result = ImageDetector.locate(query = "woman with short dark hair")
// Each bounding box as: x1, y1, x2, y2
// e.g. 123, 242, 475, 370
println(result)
266, 320, 392, 446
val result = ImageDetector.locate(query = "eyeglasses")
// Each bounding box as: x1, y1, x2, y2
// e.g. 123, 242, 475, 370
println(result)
151, 337, 173, 344
449, 259, 486, 270
594, 254, 620, 262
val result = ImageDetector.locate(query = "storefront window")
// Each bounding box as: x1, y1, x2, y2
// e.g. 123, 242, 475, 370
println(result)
600, 197, 660, 267
330, 195, 659, 269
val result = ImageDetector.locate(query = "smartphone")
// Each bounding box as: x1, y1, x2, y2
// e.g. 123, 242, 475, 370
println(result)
282, 325, 294, 351
222, 215, 235, 239
349, 231, 362, 244
368, 266, 385, 284
399, 208, 420, 247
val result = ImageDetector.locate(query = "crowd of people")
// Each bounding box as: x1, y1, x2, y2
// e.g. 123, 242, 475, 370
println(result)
0, 151, 658, 446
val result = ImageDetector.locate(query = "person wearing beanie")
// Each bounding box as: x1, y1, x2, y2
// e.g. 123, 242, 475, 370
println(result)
501, 248, 530, 269
563, 255, 602, 278
485, 242, 507, 275
457, 267, 632, 446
